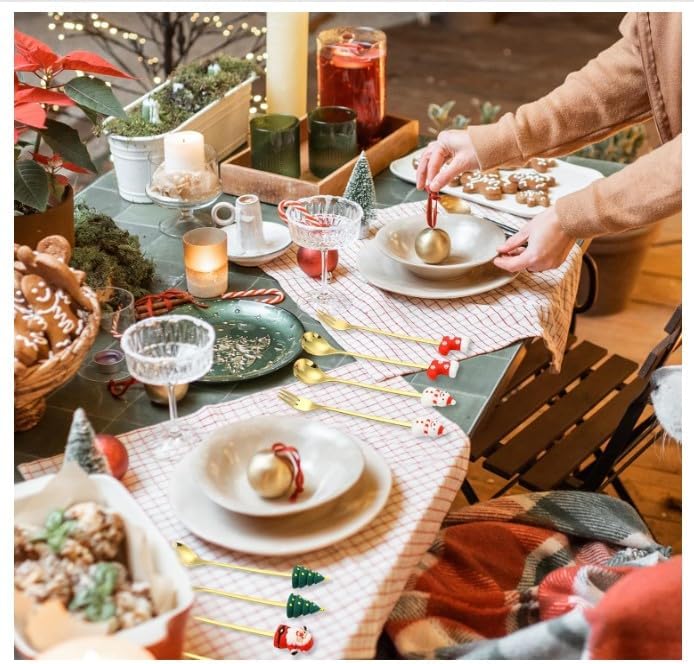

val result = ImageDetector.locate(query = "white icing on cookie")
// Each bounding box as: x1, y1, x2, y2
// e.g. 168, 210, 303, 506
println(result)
421, 387, 456, 407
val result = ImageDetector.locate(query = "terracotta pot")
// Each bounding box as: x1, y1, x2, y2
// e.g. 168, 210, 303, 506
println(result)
14, 185, 74, 249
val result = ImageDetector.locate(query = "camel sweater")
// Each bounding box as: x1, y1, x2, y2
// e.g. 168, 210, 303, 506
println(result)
467, 12, 681, 238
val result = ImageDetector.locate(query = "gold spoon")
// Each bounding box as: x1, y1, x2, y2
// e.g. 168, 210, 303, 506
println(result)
438, 194, 471, 215
301, 331, 428, 371
174, 541, 290, 579
294, 358, 422, 399
174, 541, 328, 584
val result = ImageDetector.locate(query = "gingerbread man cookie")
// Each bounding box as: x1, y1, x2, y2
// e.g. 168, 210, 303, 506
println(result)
36, 235, 71, 264
509, 171, 556, 191
460, 170, 518, 200
20, 274, 84, 352
14, 297, 49, 367
525, 157, 557, 173
516, 190, 551, 207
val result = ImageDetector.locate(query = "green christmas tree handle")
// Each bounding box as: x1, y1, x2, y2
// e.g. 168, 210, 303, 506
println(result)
291, 565, 328, 588
286, 593, 324, 618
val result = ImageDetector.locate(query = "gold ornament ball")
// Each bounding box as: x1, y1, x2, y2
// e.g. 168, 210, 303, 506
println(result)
415, 227, 451, 264
247, 450, 294, 498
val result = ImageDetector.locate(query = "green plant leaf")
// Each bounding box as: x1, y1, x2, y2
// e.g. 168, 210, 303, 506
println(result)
41, 119, 97, 172
14, 160, 49, 211
65, 76, 126, 119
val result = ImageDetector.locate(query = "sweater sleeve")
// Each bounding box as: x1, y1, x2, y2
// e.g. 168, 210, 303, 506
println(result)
467, 13, 652, 169
556, 133, 681, 237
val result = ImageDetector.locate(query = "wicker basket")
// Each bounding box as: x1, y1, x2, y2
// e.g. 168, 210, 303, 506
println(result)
15, 286, 101, 431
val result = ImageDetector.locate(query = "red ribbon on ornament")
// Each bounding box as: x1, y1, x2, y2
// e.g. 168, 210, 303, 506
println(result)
426, 190, 440, 229
271, 442, 304, 502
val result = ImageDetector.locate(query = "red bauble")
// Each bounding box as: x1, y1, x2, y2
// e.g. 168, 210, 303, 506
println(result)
297, 247, 338, 279
95, 434, 129, 480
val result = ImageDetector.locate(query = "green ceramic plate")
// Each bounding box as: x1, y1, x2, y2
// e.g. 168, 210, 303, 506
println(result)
175, 299, 304, 383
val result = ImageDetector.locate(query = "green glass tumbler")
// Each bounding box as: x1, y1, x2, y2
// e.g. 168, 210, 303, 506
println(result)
250, 114, 301, 177
308, 106, 359, 178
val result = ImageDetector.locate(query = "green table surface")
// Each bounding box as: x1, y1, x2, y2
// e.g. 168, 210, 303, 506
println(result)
14, 165, 525, 481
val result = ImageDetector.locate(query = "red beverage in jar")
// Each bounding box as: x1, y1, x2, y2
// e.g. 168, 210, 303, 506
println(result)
317, 27, 386, 146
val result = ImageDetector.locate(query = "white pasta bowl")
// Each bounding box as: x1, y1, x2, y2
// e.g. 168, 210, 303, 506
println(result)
374, 212, 506, 280
193, 415, 365, 517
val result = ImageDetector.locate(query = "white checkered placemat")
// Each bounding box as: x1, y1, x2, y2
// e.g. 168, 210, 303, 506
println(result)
18, 362, 470, 659
264, 200, 581, 381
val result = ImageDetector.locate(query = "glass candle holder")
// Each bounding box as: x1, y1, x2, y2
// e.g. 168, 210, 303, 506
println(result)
317, 26, 386, 146
250, 114, 301, 177
183, 227, 229, 298
308, 106, 358, 178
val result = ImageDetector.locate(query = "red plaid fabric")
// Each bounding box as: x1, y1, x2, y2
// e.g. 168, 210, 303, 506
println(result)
18, 362, 470, 659
264, 200, 582, 381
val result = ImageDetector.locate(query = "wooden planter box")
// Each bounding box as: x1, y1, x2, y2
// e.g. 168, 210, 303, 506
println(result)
220, 115, 419, 205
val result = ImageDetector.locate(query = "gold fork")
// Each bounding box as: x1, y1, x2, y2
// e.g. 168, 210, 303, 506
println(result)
278, 388, 411, 429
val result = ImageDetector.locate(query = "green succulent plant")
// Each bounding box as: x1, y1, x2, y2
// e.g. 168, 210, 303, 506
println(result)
427, 99, 501, 136
573, 124, 646, 164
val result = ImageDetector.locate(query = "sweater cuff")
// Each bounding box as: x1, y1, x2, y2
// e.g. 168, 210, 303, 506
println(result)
467, 114, 525, 169
555, 188, 602, 238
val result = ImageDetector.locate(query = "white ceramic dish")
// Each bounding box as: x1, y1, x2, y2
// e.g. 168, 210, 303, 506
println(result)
389, 147, 604, 218
170, 439, 391, 556
14, 473, 194, 659
192, 415, 365, 517
223, 221, 292, 266
375, 213, 505, 280
358, 240, 518, 299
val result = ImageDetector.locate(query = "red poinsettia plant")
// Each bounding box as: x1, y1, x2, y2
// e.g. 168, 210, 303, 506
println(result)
14, 29, 133, 213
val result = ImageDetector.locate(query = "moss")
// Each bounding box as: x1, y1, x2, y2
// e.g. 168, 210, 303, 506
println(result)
105, 54, 257, 138
71, 204, 156, 300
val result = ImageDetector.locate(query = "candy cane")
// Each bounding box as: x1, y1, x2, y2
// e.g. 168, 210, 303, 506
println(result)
278, 199, 323, 226
222, 288, 285, 305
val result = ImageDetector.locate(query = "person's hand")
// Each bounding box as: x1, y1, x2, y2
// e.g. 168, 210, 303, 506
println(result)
416, 130, 480, 192
493, 206, 575, 272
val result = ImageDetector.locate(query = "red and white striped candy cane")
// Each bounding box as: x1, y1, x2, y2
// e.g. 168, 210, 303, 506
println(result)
278, 199, 322, 226
221, 288, 285, 305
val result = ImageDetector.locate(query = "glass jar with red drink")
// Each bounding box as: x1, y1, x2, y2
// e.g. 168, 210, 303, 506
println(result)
317, 26, 386, 147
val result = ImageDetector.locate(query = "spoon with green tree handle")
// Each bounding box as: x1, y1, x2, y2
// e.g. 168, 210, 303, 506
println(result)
173, 541, 327, 587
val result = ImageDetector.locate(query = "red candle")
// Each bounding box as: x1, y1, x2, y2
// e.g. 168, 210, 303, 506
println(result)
317, 27, 386, 146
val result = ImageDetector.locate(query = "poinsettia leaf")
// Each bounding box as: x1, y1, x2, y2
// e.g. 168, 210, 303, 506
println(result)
14, 102, 46, 129
56, 51, 133, 79
14, 29, 59, 71
64, 77, 126, 118
41, 119, 96, 172
14, 159, 49, 211
14, 52, 38, 72
15, 86, 75, 107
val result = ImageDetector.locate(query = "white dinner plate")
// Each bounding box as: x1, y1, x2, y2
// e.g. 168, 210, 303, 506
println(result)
223, 220, 292, 266
389, 147, 604, 218
170, 439, 392, 556
358, 240, 518, 299
192, 416, 365, 517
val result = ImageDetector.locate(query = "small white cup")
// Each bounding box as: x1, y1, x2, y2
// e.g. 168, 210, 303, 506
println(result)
212, 194, 266, 255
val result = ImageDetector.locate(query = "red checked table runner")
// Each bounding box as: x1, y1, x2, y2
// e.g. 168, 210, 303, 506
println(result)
264, 200, 582, 381
19, 363, 471, 659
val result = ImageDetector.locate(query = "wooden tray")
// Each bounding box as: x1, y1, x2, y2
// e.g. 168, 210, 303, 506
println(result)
220, 114, 419, 204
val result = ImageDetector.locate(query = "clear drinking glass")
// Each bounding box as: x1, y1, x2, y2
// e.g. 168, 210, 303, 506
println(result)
285, 195, 363, 310
78, 287, 136, 383
120, 315, 215, 460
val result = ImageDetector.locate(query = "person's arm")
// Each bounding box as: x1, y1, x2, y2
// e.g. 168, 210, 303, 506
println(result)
557, 134, 681, 236
468, 13, 651, 169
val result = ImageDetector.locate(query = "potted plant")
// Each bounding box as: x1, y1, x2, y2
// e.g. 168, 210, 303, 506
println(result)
103, 55, 257, 203
14, 29, 130, 248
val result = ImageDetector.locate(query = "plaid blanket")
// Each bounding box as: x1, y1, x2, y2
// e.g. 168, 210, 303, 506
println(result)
384, 491, 671, 659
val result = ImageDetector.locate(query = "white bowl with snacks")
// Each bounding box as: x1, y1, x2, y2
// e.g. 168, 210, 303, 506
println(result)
14, 464, 193, 659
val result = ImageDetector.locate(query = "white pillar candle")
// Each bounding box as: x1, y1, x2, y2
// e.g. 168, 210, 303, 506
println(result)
164, 131, 205, 173
265, 12, 309, 117
183, 228, 229, 298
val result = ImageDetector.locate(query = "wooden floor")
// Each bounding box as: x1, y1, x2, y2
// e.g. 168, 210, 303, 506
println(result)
379, 14, 682, 552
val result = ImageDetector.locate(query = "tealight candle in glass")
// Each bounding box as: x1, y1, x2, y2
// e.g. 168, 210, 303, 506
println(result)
183, 227, 228, 298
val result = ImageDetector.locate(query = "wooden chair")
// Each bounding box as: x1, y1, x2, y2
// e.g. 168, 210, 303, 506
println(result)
462, 304, 682, 512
